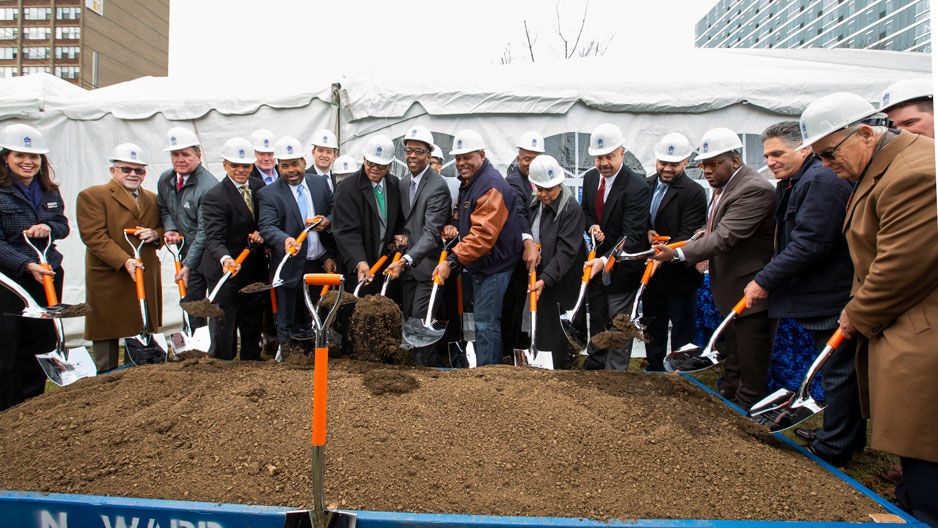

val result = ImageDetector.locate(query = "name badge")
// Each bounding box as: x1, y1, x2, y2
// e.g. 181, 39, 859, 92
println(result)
46, 202, 59, 209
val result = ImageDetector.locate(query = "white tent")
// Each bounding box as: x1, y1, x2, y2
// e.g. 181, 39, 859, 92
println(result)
0, 48, 930, 343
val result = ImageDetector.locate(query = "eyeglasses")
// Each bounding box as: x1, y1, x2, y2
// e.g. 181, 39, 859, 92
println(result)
404, 148, 429, 155
695, 158, 726, 170
116, 166, 145, 175
815, 129, 859, 161
364, 160, 390, 170
229, 162, 253, 169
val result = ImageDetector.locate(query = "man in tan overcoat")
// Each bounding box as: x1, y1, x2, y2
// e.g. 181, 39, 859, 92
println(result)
800, 92, 938, 527
76, 143, 163, 372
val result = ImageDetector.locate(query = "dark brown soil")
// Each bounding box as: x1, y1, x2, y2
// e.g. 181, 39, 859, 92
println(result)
240, 282, 271, 294
348, 295, 402, 363
173, 350, 207, 361
180, 299, 224, 318
319, 291, 358, 334
591, 330, 630, 349
611, 314, 648, 342
0, 360, 884, 521
56, 303, 92, 317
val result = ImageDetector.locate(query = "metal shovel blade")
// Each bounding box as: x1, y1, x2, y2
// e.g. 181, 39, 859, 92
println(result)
559, 312, 588, 351
753, 395, 826, 433
448, 340, 477, 368
663, 343, 725, 373
123, 333, 169, 365
748, 387, 795, 417
461, 312, 476, 342
402, 316, 447, 347
513, 348, 554, 369
35, 347, 97, 387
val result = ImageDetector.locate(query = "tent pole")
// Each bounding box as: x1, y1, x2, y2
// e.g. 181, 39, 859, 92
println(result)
331, 82, 342, 153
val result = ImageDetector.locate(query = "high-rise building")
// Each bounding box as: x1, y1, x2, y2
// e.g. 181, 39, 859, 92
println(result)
695, 0, 930, 53
0, 0, 168, 88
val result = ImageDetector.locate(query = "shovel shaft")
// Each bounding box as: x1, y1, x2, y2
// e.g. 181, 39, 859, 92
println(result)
424, 282, 440, 327
174, 259, 186, 298
456, 275, 464, 315
312, 346, 329, 446
270, 288, 278, 313
369, 255, 388, 275
433, 250, 448, 286
732, 295, 748, 314
528, 270, 537, 312
640, 261, 655, 284
134, 260, 146, 301
40, 263, 58, 305
385, 252, 402, 277
232, 248, 251, 269
581, 249, 596, 283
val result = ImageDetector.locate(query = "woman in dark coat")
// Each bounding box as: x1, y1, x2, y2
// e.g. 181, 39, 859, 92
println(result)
0, 124, 69, 410
527, 155, 586, 369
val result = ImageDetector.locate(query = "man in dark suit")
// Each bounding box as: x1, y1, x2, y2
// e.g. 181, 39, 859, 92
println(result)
249, 129, 279, 185
257, 136, 336, 345
652, 127, 776, 408
306, 129, 338, 194
332, 134, 402, 296
643, 132, 707, 371
199, 137, 267, 361
580, 123, 651, 370
384, 125, 452, 366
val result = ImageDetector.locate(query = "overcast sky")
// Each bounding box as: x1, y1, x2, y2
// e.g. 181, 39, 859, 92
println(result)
168, 0, 715, 79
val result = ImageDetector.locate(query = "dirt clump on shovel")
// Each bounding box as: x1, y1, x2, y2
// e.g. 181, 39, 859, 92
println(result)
590, 330, 631, 349
611, 314, 648, 342
362, 368, 419, 396
318, 290, 357, 334
348, 295, 402, 363
180, 299, 224, 318
173, 350, 207, 361
239, 282, 270, 294
55, 303, 92, 318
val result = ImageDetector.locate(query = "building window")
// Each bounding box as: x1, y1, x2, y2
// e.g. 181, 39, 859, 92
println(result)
24, 7, 52, 20
0, 47, 15, 60
1, 27, 19, 40
55, 66, 79, 79
24, 27, 52, 40
23, 46, 51, 59
0, 7, 17, 20
22, 66, 51, 75
1, 66, 18, 78
55, 46, 80, 59
56, 7, 81, 20
55, 26, 81, 40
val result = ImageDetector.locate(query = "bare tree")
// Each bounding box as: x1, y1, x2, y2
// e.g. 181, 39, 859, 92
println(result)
495, 0, 613, 64
554, 1, 588, 59
523, 20, 537, 62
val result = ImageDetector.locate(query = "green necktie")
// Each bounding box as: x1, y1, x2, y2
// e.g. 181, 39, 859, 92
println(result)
374, 183, 386, 220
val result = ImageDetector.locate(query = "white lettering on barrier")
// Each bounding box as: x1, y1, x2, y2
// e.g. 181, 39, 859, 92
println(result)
97, 517, 223, 528
101, 516, 140, 528
40, 511, 67, 528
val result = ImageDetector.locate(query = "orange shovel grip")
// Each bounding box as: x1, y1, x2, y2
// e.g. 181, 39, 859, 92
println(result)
134, 261, 145, 301
174, 260, 186, 298
311, 346, 329, 446
289, 230, 310, 255
581, 249, 596, 283
386, 252, 402, 277
369, 255, 388, 275
304, 273, 342, 286
640, 261, 656, 284
456, 275, 464, 315
529, 270, 537, 312
234, 248, 251, 265
123, 228, 139, 235
319, 285, 330, 297
433, 250, 449, 285
667, 241, 687, 249
652, 235, 671, 243
40, 263, 58, 305
732, 296, 747, 314
270, 288, 278, 314
827, 327, 845, 349
603, 255, 616, 273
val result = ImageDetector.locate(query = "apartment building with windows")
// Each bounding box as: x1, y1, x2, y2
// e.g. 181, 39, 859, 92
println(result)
0, 0, 168, 88
695, 0, 930, 52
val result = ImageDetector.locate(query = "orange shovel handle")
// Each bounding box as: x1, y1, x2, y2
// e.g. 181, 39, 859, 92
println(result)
174, 260, 186, 298
312, 346, 329, 446
319, 285, 330, 297
123, 228, 139, 235
581, 249, 596, 283
456, 274, 464, 315
732, 296, 747, 314
304, 273, 342, 286
603, 254, 616, 273
386, 252, 402, 277
369, 255, 388, 275
289, 230, 310, 256
652, 235, 671, 243
827, 327, 845, 349
270, 288, 278, 314
667, 241, 687, 250
234, 248, 251, 265
134, 260, 146, 301
433, 250, 449, 286
640, 261, 656, 284
40, 263, 58, 305
529, 270, 537, 312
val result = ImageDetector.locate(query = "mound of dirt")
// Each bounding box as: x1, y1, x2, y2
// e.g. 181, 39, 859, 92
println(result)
0, 360, 885, 522
318, 291, 357, 334
348, 295, 402, 363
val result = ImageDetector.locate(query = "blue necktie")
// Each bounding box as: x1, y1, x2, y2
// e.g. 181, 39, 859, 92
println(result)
296, 184, 309, 220
649, 181, 668, 221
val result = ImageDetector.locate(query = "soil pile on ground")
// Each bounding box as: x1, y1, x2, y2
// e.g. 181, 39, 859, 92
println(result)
348, 295, 402, 363
318, 291, 357, 334
363, 369, 419, 396
180, 300, 224, 318
0, 360, 884, 522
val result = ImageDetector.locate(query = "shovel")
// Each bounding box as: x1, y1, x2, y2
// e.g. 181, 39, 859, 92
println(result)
121, 229, 169, 365
514, 268, 554, 369
379, 250, 403, 296
626, 259, 662, 336
559, 227, 597, 352
240, 216, 324, 294
352, 255, 388, 297
748, 328, 844, 432
448, 274, 477, 368
21, 233, 97, 386
613, 230, 705, 262
402, 239, 457, 347
299, 272, 358, 528
179, 247, 252, 320
600, 235, 628, 286
664, 295, 747, 373
165, 238, 210, 356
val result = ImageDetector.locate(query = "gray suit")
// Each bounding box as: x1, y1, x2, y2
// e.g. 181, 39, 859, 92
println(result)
681, 164, 777, 406
398, 167, 452, 365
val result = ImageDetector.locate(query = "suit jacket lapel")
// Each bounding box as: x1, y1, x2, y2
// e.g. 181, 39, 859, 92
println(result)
844, 132, 915, 232
713, 165, 750, 225
657, 173, 685, 215
108, 179, 140, 217
359, 171, 382, 225
601, 171, 629, 226
225, 178, 253, 223
401, 174, 413, 219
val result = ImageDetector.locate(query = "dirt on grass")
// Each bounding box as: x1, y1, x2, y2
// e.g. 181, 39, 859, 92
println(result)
1, 359, 886, 522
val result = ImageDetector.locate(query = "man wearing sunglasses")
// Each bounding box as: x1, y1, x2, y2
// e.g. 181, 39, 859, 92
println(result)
799, 92, 938, 526
76, 143, 163, 372
651, 127, 776, 408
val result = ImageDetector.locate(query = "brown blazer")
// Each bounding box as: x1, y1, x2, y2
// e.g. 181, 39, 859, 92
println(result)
76, 178, 163, 340
680, 164, 776, 314
843, 131, 938, 463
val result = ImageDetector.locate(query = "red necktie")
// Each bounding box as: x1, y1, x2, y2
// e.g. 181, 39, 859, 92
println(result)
176, 175, 185, 191
696, 188, 723, 273
595, 177, 606, 222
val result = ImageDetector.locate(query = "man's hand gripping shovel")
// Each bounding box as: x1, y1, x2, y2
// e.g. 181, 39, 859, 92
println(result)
165, 236, 210, 356
121, 228, 169, 365
402, 237, 457, 348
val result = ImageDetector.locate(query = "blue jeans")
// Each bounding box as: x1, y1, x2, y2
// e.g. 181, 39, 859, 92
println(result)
472, 270, 511, 366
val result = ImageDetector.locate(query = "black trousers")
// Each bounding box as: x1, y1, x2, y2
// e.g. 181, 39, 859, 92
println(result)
582, 283, 636, 370
274, 259, 325, 344
643, 288, 697, 371
180, 266, 208, 329
807, 329, 866, 459
0, 270, 60, 410
533, 285, 576, 369
500, 261, 529, 362
720, 310, 778, 408
401, 271, 444, 367
207, 276, 263, 361
896, 457, 938, 528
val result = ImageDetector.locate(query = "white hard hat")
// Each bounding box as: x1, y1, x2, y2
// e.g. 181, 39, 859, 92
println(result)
274, 136, 304, 160
0, 124, 49, 154
109, 143, 147, 165
798, 92, 876, 150
362, 135, 395, 165
517, 130, 546, 153
587, 123, 624, 156
332, 154, 360, 174
880, 79, 933, 111
163, 127, 201, 152
695, 128, 743, 161
220, 137, 256, 164
311, 129, 338, 149
654, 132, 693, 162
250, 129, 276, 153
431, 144, 444, 161
401, 124, 434, 149
528, 155, 565, 188
449, 129, 485, 155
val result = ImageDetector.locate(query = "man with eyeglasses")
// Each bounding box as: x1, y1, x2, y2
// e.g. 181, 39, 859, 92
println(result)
332, 134, 402, 298
306, 129, 339, 193
799, 92, 938, 526
198, 137, 267, 361
651, 127, 776, 408
743, 121, 861, 467
384, 125, 452, 366
77, 143, 163, 372
156, 127, 217, 329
